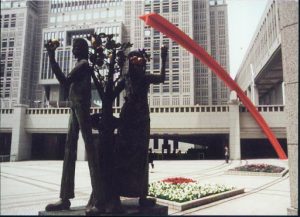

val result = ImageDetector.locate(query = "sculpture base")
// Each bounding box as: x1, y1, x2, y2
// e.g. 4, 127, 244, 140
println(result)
38, 198, 168, 216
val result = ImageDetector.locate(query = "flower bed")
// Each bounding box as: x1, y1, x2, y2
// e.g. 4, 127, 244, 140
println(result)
149, 177, 235, 203
230, 164, 285, 173
225, 164, 288, 177
148, 177, 244, 211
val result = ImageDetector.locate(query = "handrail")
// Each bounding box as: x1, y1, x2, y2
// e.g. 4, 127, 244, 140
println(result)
25, 105, 231, 115
239, 105, 284, 112
0, 105, 285, 115
24, 105, 286, 115
0, 109, 13, 114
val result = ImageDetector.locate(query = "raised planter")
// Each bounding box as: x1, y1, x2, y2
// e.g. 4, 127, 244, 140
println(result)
150, 188, 244, 211
224, 168, 289, 177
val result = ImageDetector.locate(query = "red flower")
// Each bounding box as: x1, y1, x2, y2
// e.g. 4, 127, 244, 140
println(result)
162, 177, 196, 184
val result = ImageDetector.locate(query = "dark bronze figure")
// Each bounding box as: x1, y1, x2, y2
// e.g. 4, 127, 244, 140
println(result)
44, 38, 104, 215
112, 45, 168, 207
43, 33, 168, 214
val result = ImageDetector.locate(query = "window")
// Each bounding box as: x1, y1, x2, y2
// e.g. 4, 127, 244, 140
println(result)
144, 29, 151, 37
163, 5, 169, 13
172, 2, 178, 12
172, 74, 179, 81
153, 85, 160, 93
172, 86, 179, 93
9, 39, 14, 47
2, 39, 7, 48
162, 85, 169, 93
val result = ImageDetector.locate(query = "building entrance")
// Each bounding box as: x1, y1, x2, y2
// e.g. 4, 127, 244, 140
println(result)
241, 138, 287, 159
31, 134, 66, 160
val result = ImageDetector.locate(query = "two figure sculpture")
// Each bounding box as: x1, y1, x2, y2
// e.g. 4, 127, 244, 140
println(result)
44, 37, 168, 214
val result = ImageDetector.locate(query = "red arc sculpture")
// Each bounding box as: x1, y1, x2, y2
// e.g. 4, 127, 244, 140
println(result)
140, 13, 287, 159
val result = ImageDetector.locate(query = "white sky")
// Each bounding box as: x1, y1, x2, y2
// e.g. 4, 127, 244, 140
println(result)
226, 0, 269, 78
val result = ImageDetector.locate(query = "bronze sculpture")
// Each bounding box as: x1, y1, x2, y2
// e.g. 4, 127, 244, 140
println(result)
112, 46, 168, 208
43, 33, 168, 214
44, 38, 104, 215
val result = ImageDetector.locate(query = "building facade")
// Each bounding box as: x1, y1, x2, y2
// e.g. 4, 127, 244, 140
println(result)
0, 1, 46, 108
1, 0, 230, 158
124, 0, 230, 107
1, 0, 229, 109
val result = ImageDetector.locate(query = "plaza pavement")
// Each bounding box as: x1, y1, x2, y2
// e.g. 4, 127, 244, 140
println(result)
0, 159, 291, 215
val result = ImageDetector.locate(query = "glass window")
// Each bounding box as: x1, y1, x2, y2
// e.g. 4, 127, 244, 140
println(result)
163, 85, 169, 92
10, 20, 15, 27
163, 5, 169, 13
153, 85, 160, 93
2, 41, 7, 48
172, 86, 179, 92
144, 29, 151, 37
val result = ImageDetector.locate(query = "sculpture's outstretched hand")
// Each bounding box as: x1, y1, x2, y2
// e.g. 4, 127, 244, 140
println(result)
45, 39, 60, 60
161, 45, 168, 62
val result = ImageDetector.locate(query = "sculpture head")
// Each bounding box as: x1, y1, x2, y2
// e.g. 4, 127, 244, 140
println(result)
127, 49, 149, 78
72, 38, 89, 59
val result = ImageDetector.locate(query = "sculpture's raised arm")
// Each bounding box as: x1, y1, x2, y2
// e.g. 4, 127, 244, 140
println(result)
146, 45, 168, 84
45, 40, 68, 87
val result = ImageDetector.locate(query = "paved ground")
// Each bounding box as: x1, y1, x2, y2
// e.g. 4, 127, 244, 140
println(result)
0, 159, 291, 215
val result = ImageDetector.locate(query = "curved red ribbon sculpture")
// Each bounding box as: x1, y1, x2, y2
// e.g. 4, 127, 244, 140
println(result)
140, 13, 287, 159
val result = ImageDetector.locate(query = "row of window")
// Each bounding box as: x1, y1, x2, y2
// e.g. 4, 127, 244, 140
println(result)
144, 0, 178, 14
151, 95, 190, 106
0, 14, 16, 29
49, 8, 122, 25
0, 37, 15, 99
50, 0, 122, 13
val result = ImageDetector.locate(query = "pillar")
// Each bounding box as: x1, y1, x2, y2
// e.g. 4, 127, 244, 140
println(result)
76, 131, 87, 161
278, 1, 298, 215
11, 104, 31, 161
252, 85, 259, 106
228, 91, 241, 160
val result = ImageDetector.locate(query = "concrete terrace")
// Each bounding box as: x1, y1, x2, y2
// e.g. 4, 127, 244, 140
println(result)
0, 159, 290, 215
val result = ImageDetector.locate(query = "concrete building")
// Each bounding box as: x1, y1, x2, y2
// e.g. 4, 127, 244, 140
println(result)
39, 0, 124, 107
1, 0, 230, 108
233, 0, 298, 215
0, 0, 48, 109
0, 0, 294, 176
124, 0, 230, 107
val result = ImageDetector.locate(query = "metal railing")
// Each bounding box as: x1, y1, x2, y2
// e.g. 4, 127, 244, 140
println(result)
25, 105, 230, 115
0, 109, 13, 114
239, 105, 284, 113
0, 105, 285, 116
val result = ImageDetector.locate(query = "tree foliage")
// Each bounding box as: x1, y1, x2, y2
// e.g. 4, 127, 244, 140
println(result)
86, 33, 133, 101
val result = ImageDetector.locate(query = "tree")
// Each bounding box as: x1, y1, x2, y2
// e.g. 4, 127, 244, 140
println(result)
86, 33, 133, 210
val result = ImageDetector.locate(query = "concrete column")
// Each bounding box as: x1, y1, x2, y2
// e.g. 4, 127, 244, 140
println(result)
76, 131, 87, 161
228, 91, 241, 160
278, 1, 298, 215
252, 85, 259, 106
11, 104, 31, 161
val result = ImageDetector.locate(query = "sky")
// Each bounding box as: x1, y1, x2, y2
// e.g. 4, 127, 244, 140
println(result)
226, 0, 269, 78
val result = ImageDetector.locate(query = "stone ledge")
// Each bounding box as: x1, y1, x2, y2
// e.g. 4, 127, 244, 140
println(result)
38, 198, 168, 216
224, 168, 289, 177
151, 188, 245, 211
287, 207, 298, 216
